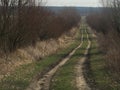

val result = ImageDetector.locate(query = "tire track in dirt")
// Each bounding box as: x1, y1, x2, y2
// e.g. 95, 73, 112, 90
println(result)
75, 26, 91, 90
26, 27, 84, 90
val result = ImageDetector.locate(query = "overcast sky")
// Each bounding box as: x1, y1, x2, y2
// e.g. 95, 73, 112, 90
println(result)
41, 0, 101, 7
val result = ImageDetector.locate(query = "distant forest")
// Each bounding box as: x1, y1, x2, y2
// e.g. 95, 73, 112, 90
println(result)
45, 6, 103, 15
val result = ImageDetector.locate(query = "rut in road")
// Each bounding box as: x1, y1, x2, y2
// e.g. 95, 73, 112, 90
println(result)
75, 26, 91, 90
26, 27, 84, 90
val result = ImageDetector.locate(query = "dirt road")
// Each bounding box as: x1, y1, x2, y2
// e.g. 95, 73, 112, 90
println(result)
75, 27, 91, 90
26, 27, 84, 90
27, 17, 91, 90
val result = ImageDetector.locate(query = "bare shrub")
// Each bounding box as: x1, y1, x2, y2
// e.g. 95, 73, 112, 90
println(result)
0, 1, 81, 57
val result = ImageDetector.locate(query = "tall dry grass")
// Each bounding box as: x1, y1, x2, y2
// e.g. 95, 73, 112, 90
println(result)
0, 27, 79, 80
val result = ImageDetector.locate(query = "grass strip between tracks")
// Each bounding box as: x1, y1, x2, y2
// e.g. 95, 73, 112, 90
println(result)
50, 26, 89, 90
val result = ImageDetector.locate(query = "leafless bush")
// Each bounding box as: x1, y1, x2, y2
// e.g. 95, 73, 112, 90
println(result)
0, 1, 81, 56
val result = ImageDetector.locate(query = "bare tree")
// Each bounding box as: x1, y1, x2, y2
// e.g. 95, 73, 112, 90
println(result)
0, 0, 81, 57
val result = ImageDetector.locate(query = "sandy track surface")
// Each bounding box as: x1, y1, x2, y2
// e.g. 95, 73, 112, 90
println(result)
75, 28, 91, 90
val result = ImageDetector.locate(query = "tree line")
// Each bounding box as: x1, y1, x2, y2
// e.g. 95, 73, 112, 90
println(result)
0, 0, 81, 54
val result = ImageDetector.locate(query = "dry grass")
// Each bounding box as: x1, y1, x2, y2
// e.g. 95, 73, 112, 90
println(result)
0, 27, 78, 80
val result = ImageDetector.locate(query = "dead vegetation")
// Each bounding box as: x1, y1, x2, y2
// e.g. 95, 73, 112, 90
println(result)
87, 0, 120, 82
0, 0, 80, 53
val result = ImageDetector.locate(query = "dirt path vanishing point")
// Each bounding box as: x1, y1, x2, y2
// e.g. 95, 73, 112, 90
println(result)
26, 27, 84, 90
75, 26, 91, 90
26, 18, 92, 90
